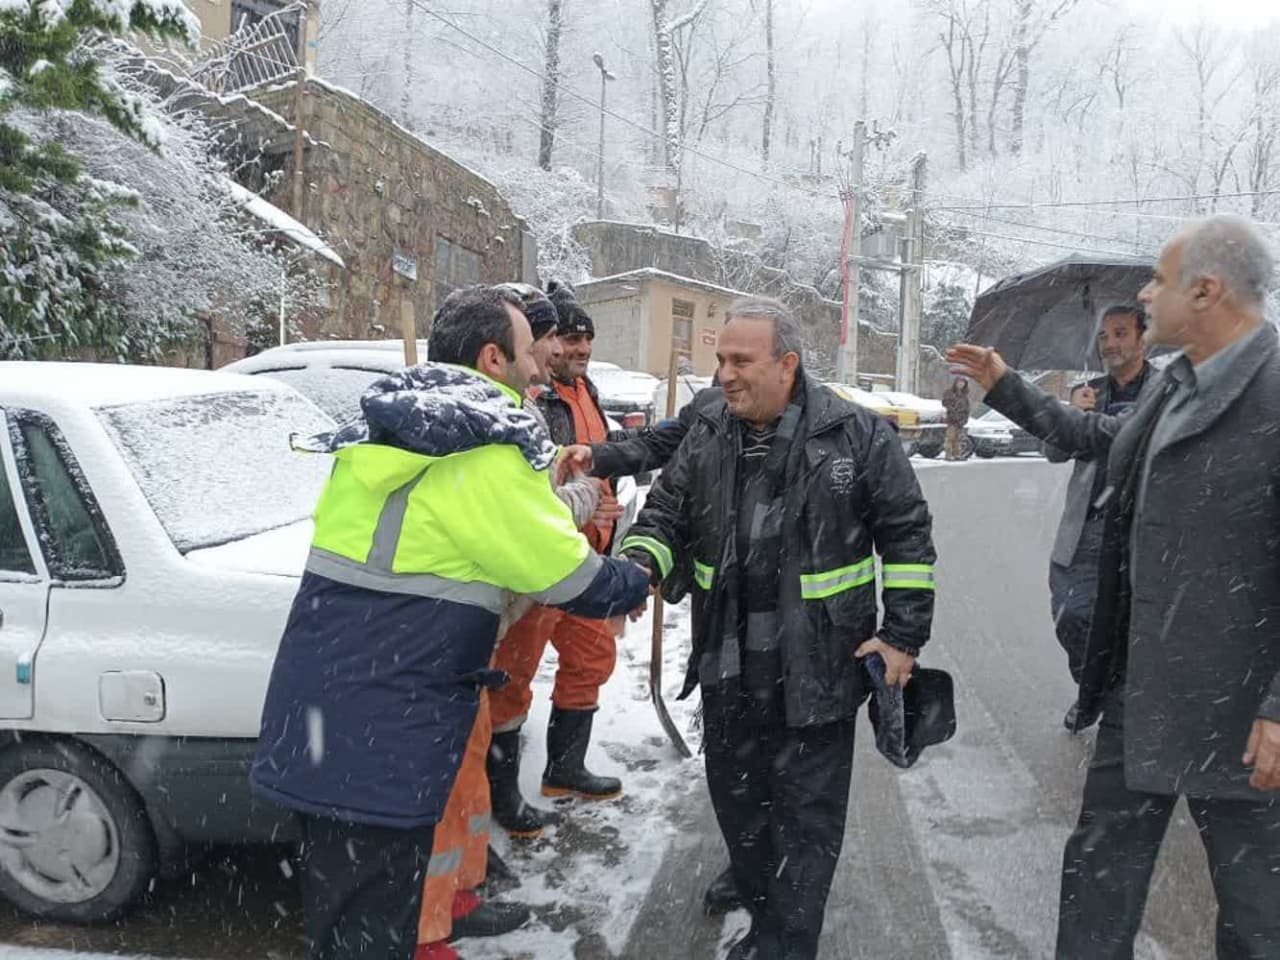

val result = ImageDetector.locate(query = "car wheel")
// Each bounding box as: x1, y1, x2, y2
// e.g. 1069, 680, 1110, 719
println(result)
916, 439, 942, 459
0, 739, 157, 922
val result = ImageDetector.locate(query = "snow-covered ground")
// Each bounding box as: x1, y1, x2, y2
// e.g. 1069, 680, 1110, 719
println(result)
463, 595, 704, 959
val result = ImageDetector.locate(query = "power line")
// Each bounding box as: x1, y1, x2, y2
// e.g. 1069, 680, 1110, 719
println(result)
931, 225, 1151, 259
403, 0, 833, 202
934, 190, 1280, 212
944, 209, 1153, 250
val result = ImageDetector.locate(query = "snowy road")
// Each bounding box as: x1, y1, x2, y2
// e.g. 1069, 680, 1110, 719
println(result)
628, 458, 1216, 960
0, 459, 1220, 960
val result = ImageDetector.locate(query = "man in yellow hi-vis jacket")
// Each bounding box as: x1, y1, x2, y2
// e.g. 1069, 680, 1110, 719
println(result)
252, 286, 651, 960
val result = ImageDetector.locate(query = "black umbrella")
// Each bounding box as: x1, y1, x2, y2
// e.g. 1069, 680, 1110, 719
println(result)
966, 254, 1154, 371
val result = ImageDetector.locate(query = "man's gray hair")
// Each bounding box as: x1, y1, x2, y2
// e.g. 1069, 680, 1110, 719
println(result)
725, 296, 806, 360
1180, 214, 1275, 307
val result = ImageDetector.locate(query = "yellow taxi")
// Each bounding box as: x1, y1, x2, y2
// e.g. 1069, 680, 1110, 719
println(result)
824, 382, 922, 440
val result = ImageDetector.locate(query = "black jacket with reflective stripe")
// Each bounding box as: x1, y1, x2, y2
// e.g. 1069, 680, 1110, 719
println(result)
624, 374, 936, 727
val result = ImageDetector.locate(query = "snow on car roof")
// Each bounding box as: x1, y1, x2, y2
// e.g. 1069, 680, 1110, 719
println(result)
253, 339, 427, 355
0, 361, 292, 409
224, 341, 425, 374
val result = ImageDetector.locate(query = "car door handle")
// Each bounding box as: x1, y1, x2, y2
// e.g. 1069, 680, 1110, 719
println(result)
0, 609, 5, 630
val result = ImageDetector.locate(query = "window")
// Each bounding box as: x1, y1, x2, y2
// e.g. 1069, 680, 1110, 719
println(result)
672, 298, 695, 357
12, 416, 119, 581
0, 434, 34, 576
251, 365, 388, 421
434, 237, 483, 312
97, 390, 332, 553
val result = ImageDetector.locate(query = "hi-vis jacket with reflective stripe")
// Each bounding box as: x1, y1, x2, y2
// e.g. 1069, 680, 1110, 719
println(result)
252, 368, 649, 828
621, 373, 936, 728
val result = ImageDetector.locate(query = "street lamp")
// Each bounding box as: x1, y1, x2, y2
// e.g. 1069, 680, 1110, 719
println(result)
592, 52, 615, 222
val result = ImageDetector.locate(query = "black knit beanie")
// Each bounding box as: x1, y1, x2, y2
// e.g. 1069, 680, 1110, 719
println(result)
547, 279, 594, 338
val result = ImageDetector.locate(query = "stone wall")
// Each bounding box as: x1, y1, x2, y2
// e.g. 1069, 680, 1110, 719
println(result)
241, 80, 535, 343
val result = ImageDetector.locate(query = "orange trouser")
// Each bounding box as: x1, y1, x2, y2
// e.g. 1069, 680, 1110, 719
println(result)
417, 691, 492, 944
489, 605, 617, 734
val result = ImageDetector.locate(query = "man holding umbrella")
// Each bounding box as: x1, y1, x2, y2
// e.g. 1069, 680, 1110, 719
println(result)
948, 214, 1280, 958
1045, 304, 1151, 731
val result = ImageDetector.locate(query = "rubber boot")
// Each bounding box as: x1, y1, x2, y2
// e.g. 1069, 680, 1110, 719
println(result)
703, 865, 744, 915
448, 888, 532, 940
541, 707, 622, 800
726, 926, 760, 960
487, 728, 561, 838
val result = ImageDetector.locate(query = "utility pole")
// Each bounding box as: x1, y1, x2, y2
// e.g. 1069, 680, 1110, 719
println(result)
836, 121, 866, 384
289, 0, 310, 224
592, 53, 615, 221
896, 152, 927, 394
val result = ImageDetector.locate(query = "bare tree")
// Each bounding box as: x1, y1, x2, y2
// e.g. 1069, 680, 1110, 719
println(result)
1173, 23, 1243, 203
1099, 26, 1137, 112
1245, 45, 1280, 216
1009, 0, 1079, 155
759, 0, 775, 167
652, 0, 711, 173
538, 0, 564, 170
964, 0, 994, 158
671, 3, 764, 146
934, 2, 970, 171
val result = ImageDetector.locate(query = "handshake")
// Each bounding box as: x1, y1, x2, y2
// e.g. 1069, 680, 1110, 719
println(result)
556, 445, 657, 634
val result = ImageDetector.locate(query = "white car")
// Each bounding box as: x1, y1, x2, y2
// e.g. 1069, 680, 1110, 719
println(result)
966, 409, 1041, 458
224, 342, 639, 549
588, 361, 659, 429
652, 373, 715, 417
0, 362, 333, 921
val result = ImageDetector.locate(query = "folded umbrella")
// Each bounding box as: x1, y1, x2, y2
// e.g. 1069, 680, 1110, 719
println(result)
966, 254, 1154, 371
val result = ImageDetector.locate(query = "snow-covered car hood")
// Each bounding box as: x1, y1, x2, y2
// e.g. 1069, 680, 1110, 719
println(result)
185, 520, 313, 578
967, 413, 1016, 438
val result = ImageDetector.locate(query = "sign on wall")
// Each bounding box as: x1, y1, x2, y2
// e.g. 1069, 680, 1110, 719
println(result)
393, 251, 418, 282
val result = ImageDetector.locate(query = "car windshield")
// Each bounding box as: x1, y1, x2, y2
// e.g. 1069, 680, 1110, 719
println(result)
97, 390, 334, 553
253, 365, 391, 421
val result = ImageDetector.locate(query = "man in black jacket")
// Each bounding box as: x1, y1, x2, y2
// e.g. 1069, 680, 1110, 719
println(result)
948, 214, 1280, 959
620, 297, 937, 960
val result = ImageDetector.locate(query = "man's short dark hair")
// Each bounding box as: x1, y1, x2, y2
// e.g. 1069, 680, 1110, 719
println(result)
1100, 303, 1147, 332
427, 286, 516, 368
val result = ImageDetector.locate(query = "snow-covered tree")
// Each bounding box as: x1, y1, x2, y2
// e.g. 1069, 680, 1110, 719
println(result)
0, 0, 198, 359
59, 50, 325, 359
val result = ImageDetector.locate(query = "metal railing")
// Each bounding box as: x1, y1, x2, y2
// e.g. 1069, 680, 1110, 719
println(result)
188, 1, 304, 95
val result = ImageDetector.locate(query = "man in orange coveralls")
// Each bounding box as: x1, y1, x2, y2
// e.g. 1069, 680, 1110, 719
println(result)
488, 281, 628, 838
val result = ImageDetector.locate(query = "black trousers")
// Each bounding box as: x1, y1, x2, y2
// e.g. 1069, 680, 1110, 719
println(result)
1049, 516, 1104, 683
704, 698, 856, 960
296, 813, 436, 960
1058, 696, 1280, 960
